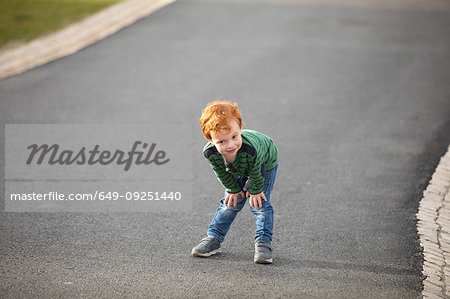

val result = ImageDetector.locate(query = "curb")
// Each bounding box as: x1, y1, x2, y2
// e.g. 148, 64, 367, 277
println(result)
0, 0, 176, 80
417, 145, 450, 298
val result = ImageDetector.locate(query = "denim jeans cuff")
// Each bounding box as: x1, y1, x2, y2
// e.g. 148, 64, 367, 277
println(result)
207, 233, 224, 243
254, 237, 271, 245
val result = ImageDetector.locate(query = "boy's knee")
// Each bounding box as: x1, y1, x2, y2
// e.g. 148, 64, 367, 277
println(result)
220, 199, 245, 212
250, 201, 272, 213
220, 204, 241, 213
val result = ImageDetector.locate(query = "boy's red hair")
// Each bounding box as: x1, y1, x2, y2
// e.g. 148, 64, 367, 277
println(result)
199, 101, 244, 141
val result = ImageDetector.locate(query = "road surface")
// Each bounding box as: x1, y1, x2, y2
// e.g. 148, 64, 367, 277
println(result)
1, 0, 450, 297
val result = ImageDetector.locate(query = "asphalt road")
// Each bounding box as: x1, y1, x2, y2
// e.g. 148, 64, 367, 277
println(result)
1, 0, 450, 297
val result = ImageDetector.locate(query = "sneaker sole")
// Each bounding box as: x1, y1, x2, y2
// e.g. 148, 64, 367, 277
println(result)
254, 257, 273, 264
191, 248, 221, 257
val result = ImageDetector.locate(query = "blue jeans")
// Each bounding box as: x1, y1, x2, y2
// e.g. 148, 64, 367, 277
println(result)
207, 164, 278, 245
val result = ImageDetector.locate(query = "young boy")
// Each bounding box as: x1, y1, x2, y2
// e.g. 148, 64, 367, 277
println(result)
192, 101, 279, 264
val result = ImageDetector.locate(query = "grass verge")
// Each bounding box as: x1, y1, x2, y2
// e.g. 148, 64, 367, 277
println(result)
0, 0, 125, 49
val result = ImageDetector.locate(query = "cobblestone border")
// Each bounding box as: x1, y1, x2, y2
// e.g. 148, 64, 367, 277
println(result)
417, 145, 450, 298
0, 0, 176, 80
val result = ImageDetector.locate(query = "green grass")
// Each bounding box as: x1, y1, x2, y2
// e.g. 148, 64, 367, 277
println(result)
0, 0, 125, 49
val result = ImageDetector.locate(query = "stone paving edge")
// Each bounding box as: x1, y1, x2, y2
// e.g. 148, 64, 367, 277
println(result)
417, 145, 450, 298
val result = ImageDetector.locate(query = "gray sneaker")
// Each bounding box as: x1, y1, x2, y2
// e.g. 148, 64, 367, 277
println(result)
254, 241, 273, 264
192, 236, 221, 257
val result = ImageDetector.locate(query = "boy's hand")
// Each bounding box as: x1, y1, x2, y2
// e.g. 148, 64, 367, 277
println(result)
247, 191, 267, 208
224, 191, 246, 207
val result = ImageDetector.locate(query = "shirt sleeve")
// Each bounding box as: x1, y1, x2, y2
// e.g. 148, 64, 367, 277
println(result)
247, 153, 265, 195
208, 157, 242, 194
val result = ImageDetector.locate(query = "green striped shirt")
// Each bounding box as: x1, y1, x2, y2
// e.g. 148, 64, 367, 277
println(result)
203, 129, 278, 195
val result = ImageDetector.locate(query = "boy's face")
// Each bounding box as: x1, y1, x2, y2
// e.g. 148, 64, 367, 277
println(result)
211, 120, 242, 160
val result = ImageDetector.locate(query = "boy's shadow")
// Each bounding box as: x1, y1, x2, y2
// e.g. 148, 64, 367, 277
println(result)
272, 258, 420, 276
193, 251, 420, 276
